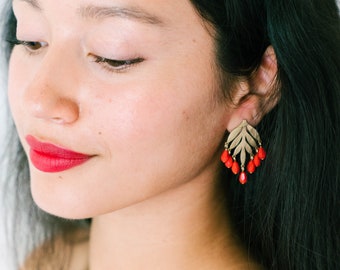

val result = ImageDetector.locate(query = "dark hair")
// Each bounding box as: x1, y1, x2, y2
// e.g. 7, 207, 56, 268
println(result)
2, 0, 339, 269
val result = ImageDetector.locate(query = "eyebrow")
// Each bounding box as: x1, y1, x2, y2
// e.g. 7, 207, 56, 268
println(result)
16, 0, 165, 26
79, 5, 164, 25
17, 0, 40, 9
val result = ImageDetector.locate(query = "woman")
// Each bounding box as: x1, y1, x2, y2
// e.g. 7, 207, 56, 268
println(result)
1, 0, 339, 269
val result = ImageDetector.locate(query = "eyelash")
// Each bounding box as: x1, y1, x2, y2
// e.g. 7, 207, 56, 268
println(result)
7, 38, 47, 55
8, 38, 144, 73
92, 55, 144, 73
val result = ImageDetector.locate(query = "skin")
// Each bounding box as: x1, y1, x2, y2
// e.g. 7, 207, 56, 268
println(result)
9, 0, 277, 269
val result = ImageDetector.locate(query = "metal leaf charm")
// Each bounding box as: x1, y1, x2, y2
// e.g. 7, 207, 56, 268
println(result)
224, 120, 262, 169
221, 120, 266, 184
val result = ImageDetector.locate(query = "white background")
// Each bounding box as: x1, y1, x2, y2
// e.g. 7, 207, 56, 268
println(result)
0, 0, 13, 268
0, 1, 339, 269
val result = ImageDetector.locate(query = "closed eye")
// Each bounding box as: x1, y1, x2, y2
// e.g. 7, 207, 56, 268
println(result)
92, 55, 144, 73
7, 39, 48, 54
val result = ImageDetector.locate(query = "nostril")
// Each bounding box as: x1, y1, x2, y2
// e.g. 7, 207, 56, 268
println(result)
49, 99, 80, 124
50, 116, 69, 124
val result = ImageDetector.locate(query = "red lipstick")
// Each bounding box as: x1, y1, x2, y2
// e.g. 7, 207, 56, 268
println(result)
26, 135, 91, 173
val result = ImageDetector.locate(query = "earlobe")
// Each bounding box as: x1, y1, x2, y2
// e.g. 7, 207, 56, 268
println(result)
225, 45, 279, 132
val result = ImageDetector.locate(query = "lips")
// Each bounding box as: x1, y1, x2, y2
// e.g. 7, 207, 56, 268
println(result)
26, 135, 92, 173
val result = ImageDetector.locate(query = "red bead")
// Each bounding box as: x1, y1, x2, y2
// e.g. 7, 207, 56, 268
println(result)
225, 156, 234, 168
258, 147, 266, 160
253, 154, 261, 167
239, 172, 247, 184
247, 160, 256, 174
231, 161, 240, 174
220, 150, 230, 163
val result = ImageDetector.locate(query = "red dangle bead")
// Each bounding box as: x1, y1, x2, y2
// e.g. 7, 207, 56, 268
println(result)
247, 160, 256, 174
239, 171, 247, 184
258, 146, 266, 160
231, 161, 240, 174
220, 150, 230, 163
225, 156, 234, 169
253, 154, 261, 167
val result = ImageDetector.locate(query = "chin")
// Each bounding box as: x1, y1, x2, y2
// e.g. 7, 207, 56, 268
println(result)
31, 193, 90, 220
30, 180, 139, 220
30, 179, 92, 220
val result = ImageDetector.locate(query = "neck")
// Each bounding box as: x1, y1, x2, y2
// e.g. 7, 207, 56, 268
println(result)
88, 174, 258, 270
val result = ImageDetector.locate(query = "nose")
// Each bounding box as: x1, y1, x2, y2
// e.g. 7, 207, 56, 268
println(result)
25, 51, 80, 125
30, 94, 79, 124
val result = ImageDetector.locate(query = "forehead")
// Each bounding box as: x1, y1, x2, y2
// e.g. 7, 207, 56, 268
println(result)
11, 0, 217, 49
14, 0, 166, 26
12, 0, 207, 26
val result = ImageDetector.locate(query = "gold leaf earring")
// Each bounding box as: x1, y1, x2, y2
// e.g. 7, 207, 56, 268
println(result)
221, 120, 266, 184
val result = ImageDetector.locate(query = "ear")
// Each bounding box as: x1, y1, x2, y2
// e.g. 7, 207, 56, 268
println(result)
225, 46, 279, 131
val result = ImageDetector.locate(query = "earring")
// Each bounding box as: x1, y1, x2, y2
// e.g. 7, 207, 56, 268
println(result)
221, 120, 266, 184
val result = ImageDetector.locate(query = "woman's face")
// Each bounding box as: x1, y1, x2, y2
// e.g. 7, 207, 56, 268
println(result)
8, 0, 232, 218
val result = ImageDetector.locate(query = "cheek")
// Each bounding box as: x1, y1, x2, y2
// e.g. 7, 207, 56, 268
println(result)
89, 78, 207, 150
88, 69, 225, 182
91, 60, 221, 145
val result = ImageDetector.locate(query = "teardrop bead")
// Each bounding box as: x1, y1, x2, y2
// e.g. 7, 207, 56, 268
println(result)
225, 156, 234, 168
231, 161, 240, 174
220, 150, 230, 163
258, 147, 266, 160
253, 154, 261, 167
247, 160, 256, 174
239, 172, 247, 184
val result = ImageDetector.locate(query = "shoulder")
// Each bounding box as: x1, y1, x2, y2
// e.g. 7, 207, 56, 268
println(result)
21, 228, 89, 270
